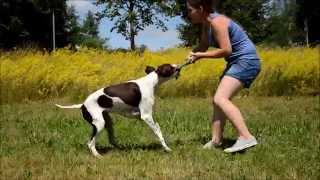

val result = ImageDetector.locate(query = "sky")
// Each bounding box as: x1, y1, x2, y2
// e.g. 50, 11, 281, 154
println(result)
66, 0, 184, 51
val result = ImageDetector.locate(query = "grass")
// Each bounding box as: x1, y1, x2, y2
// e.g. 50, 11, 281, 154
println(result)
1, 96, 319, 179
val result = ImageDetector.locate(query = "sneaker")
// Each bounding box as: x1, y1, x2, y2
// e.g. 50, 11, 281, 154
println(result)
203, 140, 222, 149
224, 136, 257, 153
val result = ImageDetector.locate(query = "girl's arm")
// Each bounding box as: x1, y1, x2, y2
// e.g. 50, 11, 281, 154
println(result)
190, 17, 232, 61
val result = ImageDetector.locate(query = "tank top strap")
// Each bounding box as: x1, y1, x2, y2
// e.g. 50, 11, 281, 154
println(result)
208, 12, 221, 20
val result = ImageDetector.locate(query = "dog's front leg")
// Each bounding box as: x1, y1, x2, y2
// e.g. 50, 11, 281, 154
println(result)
140, 108, 172, 152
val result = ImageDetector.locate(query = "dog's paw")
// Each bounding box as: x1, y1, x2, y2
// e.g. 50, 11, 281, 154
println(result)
164, 147, 172, 152
94, 153, 103, 159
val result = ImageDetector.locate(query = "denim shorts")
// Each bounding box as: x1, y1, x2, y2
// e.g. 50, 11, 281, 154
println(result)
220, 59, 261, 88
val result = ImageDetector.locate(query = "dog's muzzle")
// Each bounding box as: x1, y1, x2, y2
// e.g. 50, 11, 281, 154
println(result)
175, 59, 194, 79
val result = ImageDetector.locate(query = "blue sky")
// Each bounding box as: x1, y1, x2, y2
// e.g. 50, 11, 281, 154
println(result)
66, 0, 184, 51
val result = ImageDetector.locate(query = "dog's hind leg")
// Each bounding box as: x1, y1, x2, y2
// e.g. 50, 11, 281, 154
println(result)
102, 111, 119, 148
81, 106, 105, 158
87, 114, 105, 158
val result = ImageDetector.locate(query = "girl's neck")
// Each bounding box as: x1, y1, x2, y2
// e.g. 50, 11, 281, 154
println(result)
203, 10, 215, 25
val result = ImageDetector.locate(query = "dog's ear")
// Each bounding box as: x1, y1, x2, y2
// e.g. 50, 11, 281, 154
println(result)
145, 66, 155, 74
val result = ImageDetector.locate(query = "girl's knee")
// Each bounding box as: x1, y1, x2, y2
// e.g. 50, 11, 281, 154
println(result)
213, 95, 228, 107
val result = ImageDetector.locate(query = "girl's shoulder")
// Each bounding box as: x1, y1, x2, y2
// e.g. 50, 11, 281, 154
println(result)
207, 14, 230, 28
208, 12, 228, 20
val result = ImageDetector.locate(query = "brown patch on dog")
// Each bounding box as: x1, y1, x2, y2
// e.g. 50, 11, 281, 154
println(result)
103, 82, 141, 107
97, 95, 113, 108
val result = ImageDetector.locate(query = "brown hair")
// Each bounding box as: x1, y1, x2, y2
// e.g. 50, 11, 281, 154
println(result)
187, 0, 215, 13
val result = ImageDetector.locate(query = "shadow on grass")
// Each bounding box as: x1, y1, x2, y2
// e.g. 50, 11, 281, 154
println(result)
179, 136, 248, 154
96, 143, 163, 154
94, 137, 250, 155
188, 135, 237, 148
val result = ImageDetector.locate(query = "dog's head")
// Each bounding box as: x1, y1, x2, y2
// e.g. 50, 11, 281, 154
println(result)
145, 64, 179, 82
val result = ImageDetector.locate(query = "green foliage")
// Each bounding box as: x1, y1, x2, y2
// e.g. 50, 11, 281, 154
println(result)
296, 0, 320, 46
96, 0, 173, 50
0, 0, 70, 49
174, 0, 320, 47
0, 0, 108, 50
218, 0, 270, 43
65, 6, 82, 45
78, 11, 108, 49
174, 0, 270, 46
66, 9, 108, 49
177, 23, 201, 47
264, 0, 304, 46
82, 11, 99, 37
78, 36, 108, 49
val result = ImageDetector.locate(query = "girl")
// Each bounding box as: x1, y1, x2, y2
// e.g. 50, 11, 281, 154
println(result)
186, 0, 261, 153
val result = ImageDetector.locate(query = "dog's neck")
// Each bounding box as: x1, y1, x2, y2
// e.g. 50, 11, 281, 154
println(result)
136, 71, 159, 88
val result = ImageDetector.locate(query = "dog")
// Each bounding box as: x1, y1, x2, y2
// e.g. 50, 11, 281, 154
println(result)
55, 64, 179, 158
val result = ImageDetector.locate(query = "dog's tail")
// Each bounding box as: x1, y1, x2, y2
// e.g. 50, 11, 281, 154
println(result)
55, 104, 83, 109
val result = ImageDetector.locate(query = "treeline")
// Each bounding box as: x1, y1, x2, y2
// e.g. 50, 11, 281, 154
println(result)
0, 0, 106, 50
177, 0, 320, 47
0, 0, 319, 50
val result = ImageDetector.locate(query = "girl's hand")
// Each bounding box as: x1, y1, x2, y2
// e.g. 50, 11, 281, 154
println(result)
188, 52, 203, 63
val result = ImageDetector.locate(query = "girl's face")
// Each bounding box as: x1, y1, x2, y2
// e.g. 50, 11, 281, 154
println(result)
187, 2, 205, 24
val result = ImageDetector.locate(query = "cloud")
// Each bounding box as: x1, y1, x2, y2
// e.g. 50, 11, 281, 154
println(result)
67, 0, 100, 20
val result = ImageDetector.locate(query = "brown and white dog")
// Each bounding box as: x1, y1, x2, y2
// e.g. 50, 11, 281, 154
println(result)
55, 64, 179, 158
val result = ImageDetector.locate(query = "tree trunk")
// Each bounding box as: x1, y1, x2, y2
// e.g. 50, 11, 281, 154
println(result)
129, 0, 135, 50
52, 9, 56, 51
304, 18, 309, 47
130, 32, 135, 50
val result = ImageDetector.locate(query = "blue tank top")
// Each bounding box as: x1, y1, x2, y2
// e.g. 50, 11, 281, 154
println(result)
208, 12, 260, 63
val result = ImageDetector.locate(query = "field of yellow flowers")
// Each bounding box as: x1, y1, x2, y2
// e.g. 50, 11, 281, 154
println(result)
0, 47, 319, 103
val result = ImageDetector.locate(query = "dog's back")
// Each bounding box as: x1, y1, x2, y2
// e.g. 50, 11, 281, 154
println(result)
83, 83, 142, 117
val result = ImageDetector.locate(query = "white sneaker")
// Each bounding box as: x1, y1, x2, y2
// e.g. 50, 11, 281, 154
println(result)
224, 136, 257, 153
203, 140, 222, 149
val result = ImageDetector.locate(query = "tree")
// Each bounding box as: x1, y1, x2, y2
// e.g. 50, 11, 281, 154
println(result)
262, 0, 320, 46
296, 0, 320, 46
0, 0, 109, 50
173, 0, 270, 47
176, 23, 201, 47
218, 0, 270, 43
96, 0, 173, 50
0, 0, 70, 49
264, 0, 302, 46
65, 5, 82, 46
65, 8, 108, 49
79, 11, 108, 49
82, 11, 99, 37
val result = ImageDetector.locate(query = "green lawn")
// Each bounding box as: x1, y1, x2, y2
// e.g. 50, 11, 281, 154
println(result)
1, 96, 319, 179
